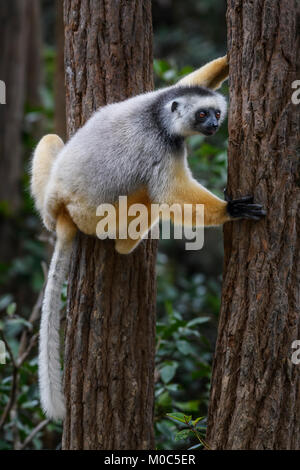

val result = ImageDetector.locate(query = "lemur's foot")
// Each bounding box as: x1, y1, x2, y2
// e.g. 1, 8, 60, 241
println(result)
224, 189, 266, 221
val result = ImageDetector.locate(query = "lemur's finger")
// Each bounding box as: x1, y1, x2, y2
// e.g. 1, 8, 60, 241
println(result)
224, 190, 254, 205
228, 202, 266, 219
241, 214, 261, 221
247, 210, 267, 217
236, 203, 265, 211
232, 196, 254, 204
240, 208, 266, 218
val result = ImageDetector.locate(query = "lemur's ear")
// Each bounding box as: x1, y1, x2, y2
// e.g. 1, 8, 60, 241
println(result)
171, 101, 178, 112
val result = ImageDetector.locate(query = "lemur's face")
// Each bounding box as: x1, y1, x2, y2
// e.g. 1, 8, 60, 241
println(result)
194, 107, 221, 136
169, 92, 227, 138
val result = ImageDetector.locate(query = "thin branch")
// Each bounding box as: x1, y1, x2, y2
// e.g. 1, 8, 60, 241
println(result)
0, 262, 47, 434
18, 285, 44, 357
0, 332, 18, 431
18, 419, 50, 450
17, 333, 39, 367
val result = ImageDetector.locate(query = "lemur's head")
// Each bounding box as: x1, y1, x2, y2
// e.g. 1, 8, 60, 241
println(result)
161, 86, 227, 138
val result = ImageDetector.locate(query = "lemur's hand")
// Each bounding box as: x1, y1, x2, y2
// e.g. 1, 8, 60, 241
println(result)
224, 189, 266, 221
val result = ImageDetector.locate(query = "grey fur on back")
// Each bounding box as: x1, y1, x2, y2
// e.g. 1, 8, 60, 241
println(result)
49, 85, 227, 206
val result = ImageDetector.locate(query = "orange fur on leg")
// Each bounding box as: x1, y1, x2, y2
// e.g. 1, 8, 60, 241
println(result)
166, 164, 229, 227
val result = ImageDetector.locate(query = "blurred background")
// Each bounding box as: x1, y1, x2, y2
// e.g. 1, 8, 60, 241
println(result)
0, 0, 228, 450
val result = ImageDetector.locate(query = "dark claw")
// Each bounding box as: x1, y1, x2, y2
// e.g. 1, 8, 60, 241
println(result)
225, 190, 266, 221
240, 214, 261, 221
224, 188, 253, 204
224, 188, 230, 202
231, 196, 254, 204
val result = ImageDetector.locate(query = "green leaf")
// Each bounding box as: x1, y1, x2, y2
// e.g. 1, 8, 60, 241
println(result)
22, 400, 39, 409
179, 66, 194, 76
175, 400, 200, 413
186, 317, 210, 327
166, 383, 180, 392
166, 412, 192, 424
160, 362, 178, 384
188, 443, 202, 450
7, 317, 32, 330
153, 59, 171, 77
176, 340, 195, 356
0, 294, 14, 311
175, 429, 194, 442
6, 303, 16, 316
157, 391, 172, 408
192, 417, 204, 426
156, 419, 175, 441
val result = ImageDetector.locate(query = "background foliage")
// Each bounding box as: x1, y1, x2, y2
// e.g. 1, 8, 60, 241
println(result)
0, 0, 228, 450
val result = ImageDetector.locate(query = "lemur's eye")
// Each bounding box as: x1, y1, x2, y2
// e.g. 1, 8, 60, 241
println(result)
215, 111, 221, 120
197, 111, 207, 119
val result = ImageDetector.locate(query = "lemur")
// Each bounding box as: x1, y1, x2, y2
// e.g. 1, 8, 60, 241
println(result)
31, 55, 266, 420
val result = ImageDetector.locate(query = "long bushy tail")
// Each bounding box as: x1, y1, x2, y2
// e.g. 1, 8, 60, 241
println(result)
39, 213, 76, 420
31, 135, 76, 420
31, 134, 64, 216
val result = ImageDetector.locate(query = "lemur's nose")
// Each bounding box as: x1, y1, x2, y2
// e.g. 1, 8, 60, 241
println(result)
207, 122, 218, 131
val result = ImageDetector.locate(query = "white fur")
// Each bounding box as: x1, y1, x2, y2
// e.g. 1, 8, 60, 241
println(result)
39, 238, 72, 420
33, 83, 228, 421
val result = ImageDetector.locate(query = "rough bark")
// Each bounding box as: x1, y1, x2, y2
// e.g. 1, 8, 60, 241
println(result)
54, 0, 67, 140
0, 0, 42, 267
0, 0, 27, 214
62, 0, 157, 450
206, 0, 300, 449
26, 0, 42, 109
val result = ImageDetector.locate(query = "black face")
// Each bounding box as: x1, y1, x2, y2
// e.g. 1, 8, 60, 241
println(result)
194, 108, 221, 136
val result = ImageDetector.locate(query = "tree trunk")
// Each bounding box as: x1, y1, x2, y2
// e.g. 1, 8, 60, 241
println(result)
206, 0, 300, 449
54, 0, 66, 140
62, 0, 157, 450
0, 0, 42, 267
0, 0, 27, 214
25, 0, 42, 110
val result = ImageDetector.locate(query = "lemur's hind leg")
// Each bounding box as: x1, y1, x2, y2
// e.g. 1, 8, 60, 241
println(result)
31, 134, 64, 216
115, 218, 159, 254
115, 236, 146, 255
43, 190, 63, 232
178, 55, 228, 90
114, 188, 157, 254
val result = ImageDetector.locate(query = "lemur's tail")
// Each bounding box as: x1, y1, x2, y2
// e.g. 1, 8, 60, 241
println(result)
31, 135, 76, 420
31, 134, 64, 215
39, 212, 76, 420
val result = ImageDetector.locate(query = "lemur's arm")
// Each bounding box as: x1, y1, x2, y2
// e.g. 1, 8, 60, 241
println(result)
114, 168, 265, 255
165, 170, 264, 226
178, 55, 229, 90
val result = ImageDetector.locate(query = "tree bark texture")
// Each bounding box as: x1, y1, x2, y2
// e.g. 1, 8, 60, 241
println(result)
206, 0, 300, 449
0, 0, 42, 266
0, 0, 41, 213
62, 0, 157, 450
54, 0, 67, 140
